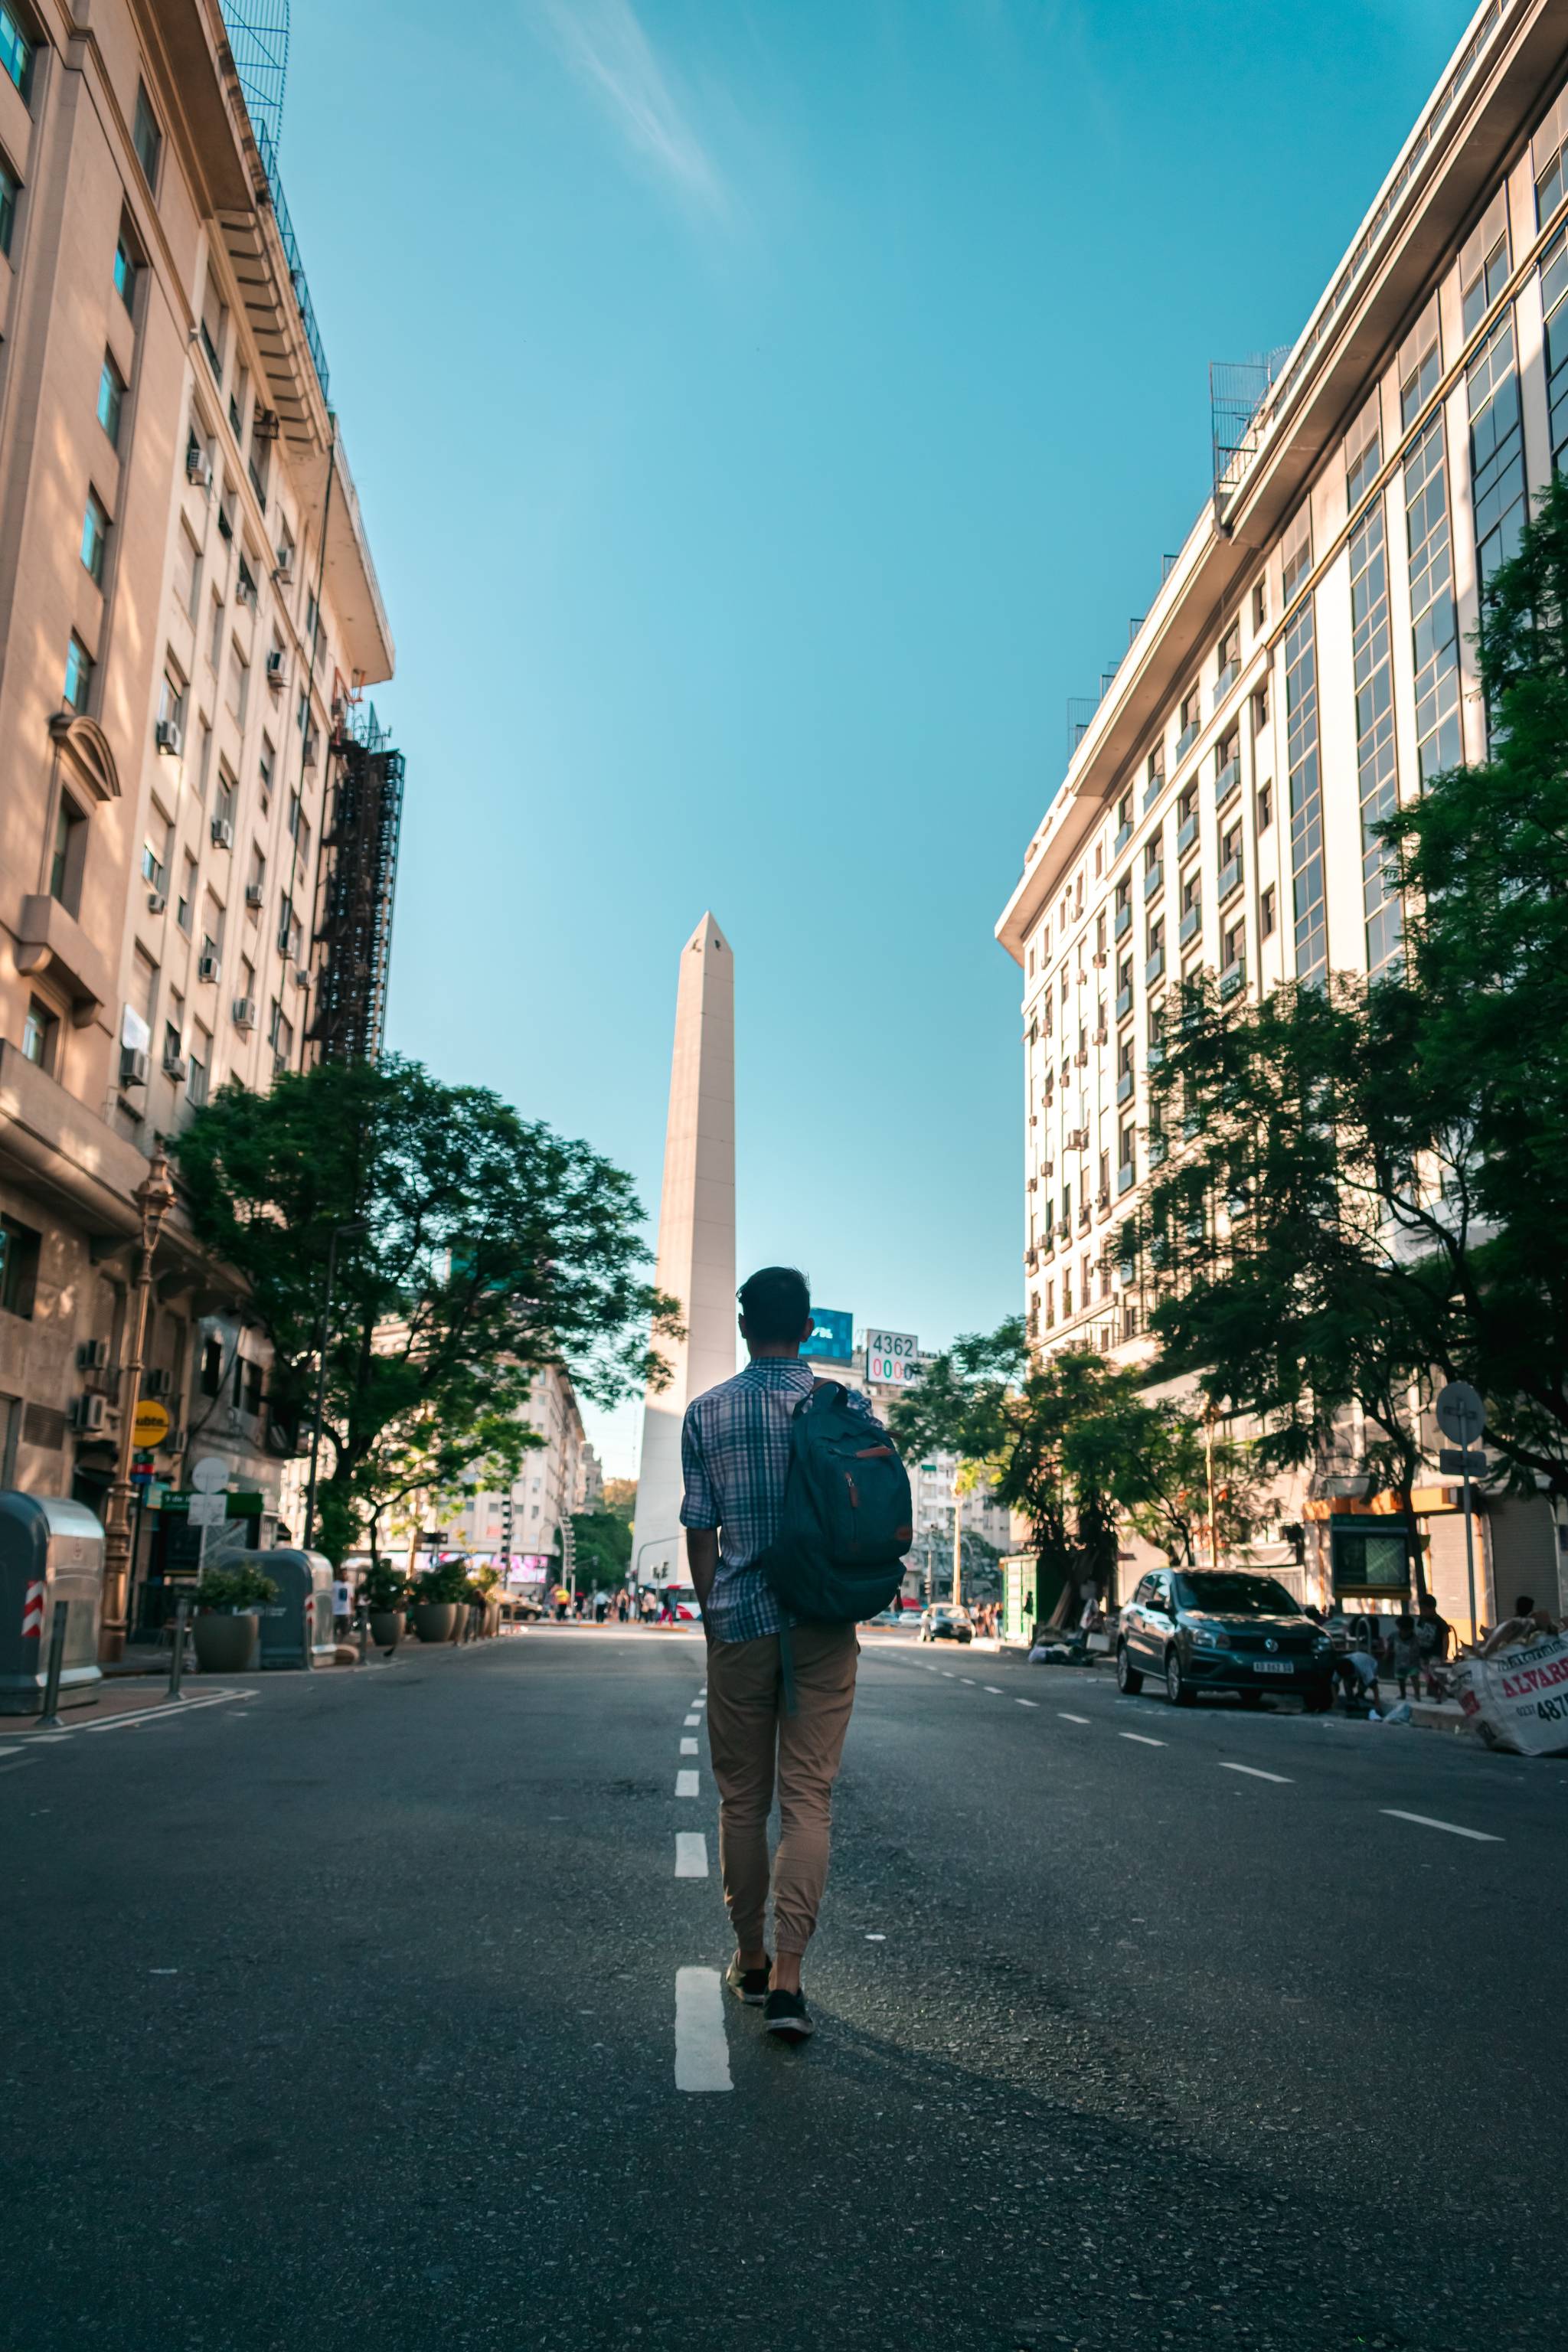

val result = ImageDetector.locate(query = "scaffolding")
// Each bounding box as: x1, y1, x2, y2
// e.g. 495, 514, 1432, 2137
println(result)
309, 705, 403, 1065
220, 0, 290, 157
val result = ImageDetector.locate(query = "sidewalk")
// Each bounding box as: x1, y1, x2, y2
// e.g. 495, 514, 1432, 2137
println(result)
0, 1674, 259, 1739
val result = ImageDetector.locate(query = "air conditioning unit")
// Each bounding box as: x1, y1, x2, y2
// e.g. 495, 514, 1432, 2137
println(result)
77, 1338, 110, 1372
198, 953, 221, 984
245, 881, 265, 910
119, 1046, 149, 1089
162, 1050, 188, 1082
236, 575, 256, 608
266, 651, 286, 688
1067, 1128, 1088, 1151
1096, 1187, 1111, 1214
211, 817, 234, 851
72, 1393, 109, 1434
1074, 1050, 1089, 1067
232, 995, 257, 1030
280, 928, 299, 963
1093, 1027, 1108, 1046
1056, 1219, 1072, 1242
185, 445, 211, 488
142, 1367, 172, 1399
1093, 951, 1107, 968
273, 553, 294, 586
147, 890, 167, 915
155, 719, 183, 756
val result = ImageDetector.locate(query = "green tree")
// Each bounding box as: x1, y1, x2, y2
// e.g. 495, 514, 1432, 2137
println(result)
173, 1055, 678, 1565
601, 1477, 637, 1527
570, 1509, 632, 1589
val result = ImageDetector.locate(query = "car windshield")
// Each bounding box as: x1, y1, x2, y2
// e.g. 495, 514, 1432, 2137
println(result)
931, 1606, 969, 1620
1174, 1573, 1302, 1617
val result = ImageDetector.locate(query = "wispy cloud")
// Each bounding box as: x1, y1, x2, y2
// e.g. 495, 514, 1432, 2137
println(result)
534, 0, 727, 218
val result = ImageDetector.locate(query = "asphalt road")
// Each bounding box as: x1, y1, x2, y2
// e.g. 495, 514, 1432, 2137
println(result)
5, 1628, 1563, 2352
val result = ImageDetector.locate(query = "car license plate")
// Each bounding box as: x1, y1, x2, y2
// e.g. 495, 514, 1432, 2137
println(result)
1254, 1660, 1294, 1674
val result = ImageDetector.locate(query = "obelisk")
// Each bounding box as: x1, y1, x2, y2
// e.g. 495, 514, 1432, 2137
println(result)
632, 914, 737, 1589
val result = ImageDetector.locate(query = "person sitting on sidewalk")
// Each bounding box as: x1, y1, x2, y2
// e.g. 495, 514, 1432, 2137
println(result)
680, 1265, 872, 2043
1479, 1594, 1560, 1656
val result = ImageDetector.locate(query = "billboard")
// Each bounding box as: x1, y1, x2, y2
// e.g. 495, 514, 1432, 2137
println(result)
866, 1331, 920, 1386
805, 1308, 854, 1361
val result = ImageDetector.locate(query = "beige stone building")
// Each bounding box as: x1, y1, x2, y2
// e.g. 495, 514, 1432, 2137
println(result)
451, 1367, 591, 1582
996, 2, 1568, 1625
0, 0, 393, 1626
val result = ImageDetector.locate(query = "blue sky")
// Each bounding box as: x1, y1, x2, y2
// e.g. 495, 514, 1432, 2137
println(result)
279, 0, 1469, 1472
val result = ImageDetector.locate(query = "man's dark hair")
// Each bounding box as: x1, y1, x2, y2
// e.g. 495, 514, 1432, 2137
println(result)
1514, 1594, 1535, 1615
737, 1266, 811, 1344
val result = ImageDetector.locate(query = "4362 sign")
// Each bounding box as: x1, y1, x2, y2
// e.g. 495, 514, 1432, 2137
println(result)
865, 1331, 919, 1387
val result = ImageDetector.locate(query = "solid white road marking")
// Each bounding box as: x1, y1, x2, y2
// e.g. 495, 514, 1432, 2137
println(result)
85, 1690, 244, 1734
680, 1737, 697, 1756
1058, 1713, 1090, 1725
1016, 1699, 1039, 1708
675, 1769, 699, 1798
1220, 1762, 1293, 1785
983, 1685, 1004, 1694
675, 1833, 709, 1879
674, 1967, 733, 2093
1381, 1808, 1502, 1843
0, 1755, 40, 1775
31, 1733, 72, 1743
1120, 1733, 1166, 1748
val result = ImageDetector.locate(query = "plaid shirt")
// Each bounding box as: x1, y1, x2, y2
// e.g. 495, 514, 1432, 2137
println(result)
680, 1360, 872, 1644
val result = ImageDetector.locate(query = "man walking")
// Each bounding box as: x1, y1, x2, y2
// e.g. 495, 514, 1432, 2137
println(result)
680, 1266, 867, 2042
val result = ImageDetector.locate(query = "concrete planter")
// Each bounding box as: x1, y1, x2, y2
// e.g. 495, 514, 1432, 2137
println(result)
192, 1611, 259, 1673
412, 1602, 459, 1644
368, 1609, 404, 1649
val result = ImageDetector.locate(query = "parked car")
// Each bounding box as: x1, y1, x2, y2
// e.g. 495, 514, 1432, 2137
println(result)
920, 1604, 974, 1645
1116, 1568, 1334, 1709
867, 1606, 906, 1625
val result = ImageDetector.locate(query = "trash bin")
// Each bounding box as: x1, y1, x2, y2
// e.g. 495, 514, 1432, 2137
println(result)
0, 1494, 106, 1715
250, 1548, 336, 1670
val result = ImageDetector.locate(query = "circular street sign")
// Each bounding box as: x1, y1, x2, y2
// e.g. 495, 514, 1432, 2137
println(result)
1435, 1381, 1485, 1444
189, 1453, 230, 1494
131, 1399, 172, 1449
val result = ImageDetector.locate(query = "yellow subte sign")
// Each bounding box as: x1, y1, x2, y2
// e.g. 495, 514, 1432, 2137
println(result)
132, 1399, 172, 1448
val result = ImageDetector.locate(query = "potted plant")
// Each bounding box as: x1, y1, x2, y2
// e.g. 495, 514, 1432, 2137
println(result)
361, 1560, 409, 1649
411, 1558, 469, 1643
191, 1563, 279, 1673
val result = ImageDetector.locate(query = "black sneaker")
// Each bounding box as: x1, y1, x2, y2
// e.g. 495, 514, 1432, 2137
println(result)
763, 1987, 814, 2040
724, 1952, 771, 2006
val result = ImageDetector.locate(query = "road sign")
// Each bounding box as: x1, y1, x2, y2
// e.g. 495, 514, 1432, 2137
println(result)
188, 1492, 227, 1527
1435, 1382, 1485, 1444
865, 1330, 920, 1386
189, 1455, 230, 1494
1439, 1448, 1488, 1476
132, 1399, 171, 1448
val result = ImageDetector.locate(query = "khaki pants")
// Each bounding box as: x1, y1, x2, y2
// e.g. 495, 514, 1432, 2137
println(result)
705, 1622, 859, 1957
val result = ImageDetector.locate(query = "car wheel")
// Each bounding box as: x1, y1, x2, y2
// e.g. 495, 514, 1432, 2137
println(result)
1302, 1683, 1333, 1714
1165, 1649, 1196, 1707
1116, 1642, 1143, 1695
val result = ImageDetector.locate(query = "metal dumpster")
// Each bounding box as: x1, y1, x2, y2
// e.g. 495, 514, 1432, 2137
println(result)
250, 1548, 336, 1669
0, 1494, 106, 1714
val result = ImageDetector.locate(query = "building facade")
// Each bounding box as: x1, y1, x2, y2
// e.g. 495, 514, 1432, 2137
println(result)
0, 0, 394, 1628
995, 1, 1568, 1623
450, 1367, 590, 1577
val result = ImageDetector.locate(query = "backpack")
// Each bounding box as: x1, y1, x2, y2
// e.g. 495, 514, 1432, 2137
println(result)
756, 1382, 913, 1625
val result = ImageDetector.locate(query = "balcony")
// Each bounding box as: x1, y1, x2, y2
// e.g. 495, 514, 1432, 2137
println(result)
1116, 984, 1133, 1021
1179, 901, 1201, 946
1177, 811, 1198, 856
1142, 770, 1166, 812
1218, 853, 1244, 903
17, 895, 110, 1016
1114, 900, 1132, 939
1210, 658, 1239, 710
1142, 860, 1164, 902
1214, 756, 1241, 808
1117, 1067, 1135, 1104
1220, 960, 1247, 1003
1145, 946, 1165, 985
1175, 719, 1200, 762
1114, 820, 1131, 857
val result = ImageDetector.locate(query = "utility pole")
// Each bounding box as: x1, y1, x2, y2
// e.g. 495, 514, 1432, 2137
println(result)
303, 1218, 365, 1553
1204, 1406, 1219, 1571
100, 1148, 177, 1661
952, 1468, 964, 1609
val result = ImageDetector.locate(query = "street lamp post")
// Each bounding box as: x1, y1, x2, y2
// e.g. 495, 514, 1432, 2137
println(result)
303, 1219, 365, 1554
100, 1147, 178, 1662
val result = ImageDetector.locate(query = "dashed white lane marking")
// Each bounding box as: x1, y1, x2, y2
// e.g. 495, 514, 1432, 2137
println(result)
1220, 1762, 1293, 1785
1059, 1713, 1090, 1725
1382, 1808, 1502, 1844
1016, 1699, 1039, 1708
680, 1737, 697, 1756
983, 1685, 1004, 1694
959, 1677, 976, 1684
1120, 1733, 1165, 1748
684, 1713, 701, 1726
0, 1755, 40, 1775
675, 1769, 700, 1798
675, 1833, 709, 1879
674, 1967, 732, 2093
31, 1732, 72, 1743
940, 1671, 956, 1678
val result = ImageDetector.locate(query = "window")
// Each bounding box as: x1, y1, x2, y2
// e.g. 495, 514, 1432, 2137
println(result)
1252, 681, 1269, 733
0, 1214, 41, 1321
1176, 688, 1200, 758
199, 273, 226, 383
50, 795, 85, 913
188, 1030, 210, 1107
63, 632, 93, 713
0, 153, 18, 260
1282, 506, 1312, 606
21, 995, 57, 1075
1261, 885, 1277, 939
80, 489, 109, 584
1285, 599, 1325, 985
163, 1017, 182, 1072
132, 82, 162, 190
1215, 619, 1240, 688
258, 736, 274, 806
209, 591, 224, 673
113, 229, 138, 315
305, 588, 319, 648
226, 642, 248, 725
1459, 192, 1510, 339
1400, 322, 1441, 429
214, 765, 236, 831
1344, 393, 1382, 512
286, 789, 302, 844
1405, 415, 1462, 783
176, 852, 196, 934
1257, 782, 1274, 833
0, 5, 33, 101
1468, 318, 1527, 590
157, 666, 185, 733
228, 362, 247, 442
201, 1335, 223, 1396
97, 353, 126, 447
1222, 917, 1245, 974
1250, 579, 1266, 633
1349, 496, 1400, 975
1534, 86, 1568, 228
247, 844, 266, 903
175, 523, 201, 619
1146, 745, 1165, 800
296, 687, 310, 737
